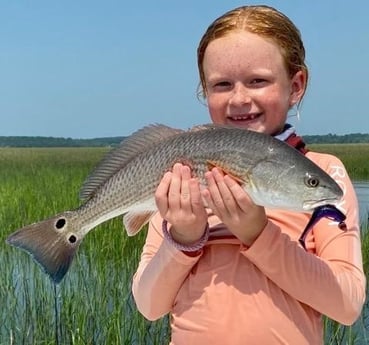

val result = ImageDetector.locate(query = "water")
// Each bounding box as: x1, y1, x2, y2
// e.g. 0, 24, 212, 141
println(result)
354, 181, 369, 226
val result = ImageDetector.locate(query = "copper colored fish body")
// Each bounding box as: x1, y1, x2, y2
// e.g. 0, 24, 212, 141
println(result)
6, 124, 344, 283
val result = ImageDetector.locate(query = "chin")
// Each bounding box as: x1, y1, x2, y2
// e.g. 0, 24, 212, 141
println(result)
236, 122, 267, 134
225, 120, 258, 131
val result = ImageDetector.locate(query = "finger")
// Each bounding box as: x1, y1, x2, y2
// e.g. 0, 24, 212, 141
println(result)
204, 170, 229, 216
180, 165, 192, 211
211, 168, 238, 214
223, 175, 254, 211
167, 163, 183, 211
155, 171, 172, 213
188, 177, 206, 215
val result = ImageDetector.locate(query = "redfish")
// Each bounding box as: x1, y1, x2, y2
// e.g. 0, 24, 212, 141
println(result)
6, 124, 344, 283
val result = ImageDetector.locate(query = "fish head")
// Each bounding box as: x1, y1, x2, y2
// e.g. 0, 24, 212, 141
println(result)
299, 171, 343, 211
6, 211, 81, 284
246, 160, 343, 213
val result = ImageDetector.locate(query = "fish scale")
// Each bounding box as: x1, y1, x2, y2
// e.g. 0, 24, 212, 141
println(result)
6, 123, 344, 283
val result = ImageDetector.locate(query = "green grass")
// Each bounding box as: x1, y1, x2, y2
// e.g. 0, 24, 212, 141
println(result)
311, 143, 369, 181
323, 228, 369, 345
0, 148, 169, 344
0, 146, 368, 344
311, 144, 369, 344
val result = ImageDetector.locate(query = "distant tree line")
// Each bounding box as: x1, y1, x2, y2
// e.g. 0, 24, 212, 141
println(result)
0, 136, 125, 147
0, 133, 368, 147
303, 133, 369, 144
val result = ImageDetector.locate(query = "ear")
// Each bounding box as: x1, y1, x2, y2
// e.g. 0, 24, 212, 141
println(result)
289, 70, 307, 107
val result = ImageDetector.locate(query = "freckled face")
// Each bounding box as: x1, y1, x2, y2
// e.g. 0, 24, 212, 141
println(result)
203, 31, 302, 135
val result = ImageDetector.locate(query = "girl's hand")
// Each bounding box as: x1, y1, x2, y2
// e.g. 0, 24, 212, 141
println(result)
155, 163, 208, 245
202, 167, 268, 246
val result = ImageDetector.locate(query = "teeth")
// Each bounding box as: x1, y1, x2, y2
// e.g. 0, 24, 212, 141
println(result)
232, 114, 258, 120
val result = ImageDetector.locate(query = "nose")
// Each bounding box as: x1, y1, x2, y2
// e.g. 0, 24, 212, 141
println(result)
229, 84, 251, 106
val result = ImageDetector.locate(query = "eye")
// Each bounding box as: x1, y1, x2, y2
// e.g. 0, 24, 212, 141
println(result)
249, 78, 268, 88
250, 78, 265, 84
304, 175, 320, 188
216, 81, 231, 89
209, 80, 232, 92
216, 81, 229, 86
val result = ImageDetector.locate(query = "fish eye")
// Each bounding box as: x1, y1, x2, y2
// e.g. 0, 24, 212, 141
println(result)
304, 175, 320, 188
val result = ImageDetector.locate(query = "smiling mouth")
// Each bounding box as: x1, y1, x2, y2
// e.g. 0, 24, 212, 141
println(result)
228, 113, 262, 122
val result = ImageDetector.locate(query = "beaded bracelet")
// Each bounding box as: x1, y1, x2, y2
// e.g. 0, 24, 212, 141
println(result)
162, 219, 210, 252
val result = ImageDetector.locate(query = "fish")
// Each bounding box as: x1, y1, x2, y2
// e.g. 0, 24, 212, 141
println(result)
6, 123, 344, 283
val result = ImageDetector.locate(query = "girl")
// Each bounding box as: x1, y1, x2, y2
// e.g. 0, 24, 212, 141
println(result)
132, 5, 366, 344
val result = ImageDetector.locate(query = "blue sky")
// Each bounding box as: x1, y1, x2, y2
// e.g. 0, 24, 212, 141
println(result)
1, 0, 368, 138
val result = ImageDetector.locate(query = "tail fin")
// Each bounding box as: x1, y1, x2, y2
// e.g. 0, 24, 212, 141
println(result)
6, 212, 81, 284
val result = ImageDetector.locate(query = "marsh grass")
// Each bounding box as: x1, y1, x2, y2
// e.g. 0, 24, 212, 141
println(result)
0, 146, 368, 344
0, 148, 169, 344
311, 144, 369, 344
323, 228, 369, 345
311, 143, 369, 181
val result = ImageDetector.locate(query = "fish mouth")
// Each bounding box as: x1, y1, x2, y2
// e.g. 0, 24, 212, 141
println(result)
302, 198, 341, 211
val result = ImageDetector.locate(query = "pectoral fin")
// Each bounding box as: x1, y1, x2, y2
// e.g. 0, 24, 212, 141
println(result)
207, 160, 245, 184
123, 211, 156, 236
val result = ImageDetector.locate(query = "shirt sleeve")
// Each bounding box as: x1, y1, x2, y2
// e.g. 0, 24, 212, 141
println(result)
132, 213, 202, 321
242, 153, 366, 325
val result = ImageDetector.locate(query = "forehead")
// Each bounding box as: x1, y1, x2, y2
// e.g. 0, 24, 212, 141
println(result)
203, 31, 286, 76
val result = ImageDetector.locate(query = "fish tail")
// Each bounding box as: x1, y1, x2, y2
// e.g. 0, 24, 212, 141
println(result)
6, 213, 81, 284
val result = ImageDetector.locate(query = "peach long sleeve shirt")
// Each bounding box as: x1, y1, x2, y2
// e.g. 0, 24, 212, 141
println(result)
132, 151, 366, 345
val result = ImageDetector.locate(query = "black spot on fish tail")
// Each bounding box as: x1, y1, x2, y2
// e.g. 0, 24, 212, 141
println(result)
299, 205, 346, 251
55, 218, 66, 229
6, 214, 80, 284
68, 235, 77, 243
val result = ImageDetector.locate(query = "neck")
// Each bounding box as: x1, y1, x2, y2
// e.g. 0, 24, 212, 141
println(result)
274, 124, 308, 154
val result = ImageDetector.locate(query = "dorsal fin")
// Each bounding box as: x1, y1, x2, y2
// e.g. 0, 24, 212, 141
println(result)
80, 124, 184, 201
